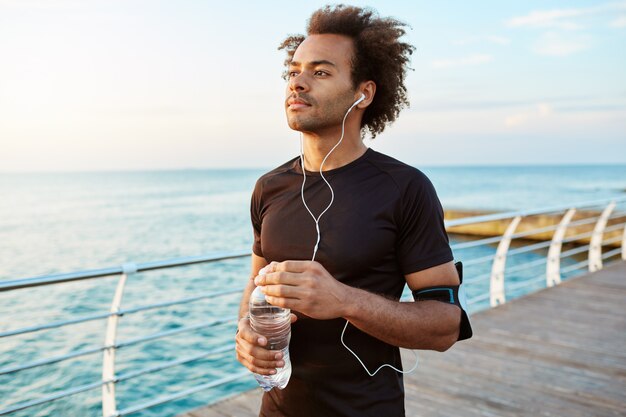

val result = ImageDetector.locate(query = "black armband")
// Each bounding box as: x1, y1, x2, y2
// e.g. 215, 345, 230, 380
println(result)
411, 261, 473, 341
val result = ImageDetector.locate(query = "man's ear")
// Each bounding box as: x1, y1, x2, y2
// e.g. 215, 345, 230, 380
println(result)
357, 81, 376, 108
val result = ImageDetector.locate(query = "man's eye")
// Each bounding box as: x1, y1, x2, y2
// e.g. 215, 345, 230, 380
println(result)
288, 71, 299, 78
314, 70, 328, 76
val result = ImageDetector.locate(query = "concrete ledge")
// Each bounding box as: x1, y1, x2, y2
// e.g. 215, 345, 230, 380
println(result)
445, 209, 624, 247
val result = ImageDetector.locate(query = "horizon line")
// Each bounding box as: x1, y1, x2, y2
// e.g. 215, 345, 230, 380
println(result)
2, 161, 626, 174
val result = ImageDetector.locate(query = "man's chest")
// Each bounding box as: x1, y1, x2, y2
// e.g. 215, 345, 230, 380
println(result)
259, 176, 400, 281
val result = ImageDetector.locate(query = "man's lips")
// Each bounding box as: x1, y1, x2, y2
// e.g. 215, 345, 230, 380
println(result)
289, 103, 310, 110
287, 97, 312, 110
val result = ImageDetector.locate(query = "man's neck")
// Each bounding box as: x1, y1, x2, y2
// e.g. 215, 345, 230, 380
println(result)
300, 130, 367, 172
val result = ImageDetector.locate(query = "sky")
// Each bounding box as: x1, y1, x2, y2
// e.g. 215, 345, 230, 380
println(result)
0, 0, 625, 171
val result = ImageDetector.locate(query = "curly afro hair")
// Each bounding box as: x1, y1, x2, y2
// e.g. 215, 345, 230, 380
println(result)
278, 4, 415, 138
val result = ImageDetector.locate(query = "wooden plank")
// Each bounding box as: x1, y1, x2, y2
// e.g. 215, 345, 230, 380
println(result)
179, 261, 626, 417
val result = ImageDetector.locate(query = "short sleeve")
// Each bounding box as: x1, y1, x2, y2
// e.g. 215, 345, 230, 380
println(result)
250, 179, 264, 257
396, 171, 453, 275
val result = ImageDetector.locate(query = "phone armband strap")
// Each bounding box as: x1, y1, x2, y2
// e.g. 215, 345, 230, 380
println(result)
411, 261, 473, 341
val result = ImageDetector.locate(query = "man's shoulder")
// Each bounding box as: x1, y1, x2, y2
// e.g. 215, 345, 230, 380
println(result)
367, 149, 433, 190
253, 156, 300, 192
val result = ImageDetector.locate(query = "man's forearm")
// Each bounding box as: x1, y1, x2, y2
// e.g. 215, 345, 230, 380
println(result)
255, 260, 462, 351
342, 286, 461, 351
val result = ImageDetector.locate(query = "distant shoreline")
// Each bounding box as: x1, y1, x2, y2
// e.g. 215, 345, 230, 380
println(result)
2, 162, 626, 175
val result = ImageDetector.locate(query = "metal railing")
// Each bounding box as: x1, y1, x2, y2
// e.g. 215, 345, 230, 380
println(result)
1, 196, 625, 416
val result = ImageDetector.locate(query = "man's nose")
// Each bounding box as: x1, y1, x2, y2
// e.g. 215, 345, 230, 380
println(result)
288, 72, 309, 93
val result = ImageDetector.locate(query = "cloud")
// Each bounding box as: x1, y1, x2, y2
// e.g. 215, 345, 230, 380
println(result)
537, 103, 553, 117
558, 104, 626, 112
609, 15, 626, 27
504, 113, 529, 127
411, 95, 592, 112
505, 1, 626, 29
532, 31, 591, 56
412, 94, 609, 112
506, 9, 585, 30
430, 54, 493, 69
504, 103, 554, 127
453, 35, 511, 46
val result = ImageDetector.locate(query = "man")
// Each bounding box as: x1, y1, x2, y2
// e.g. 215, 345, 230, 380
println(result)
235, 5, 471, 416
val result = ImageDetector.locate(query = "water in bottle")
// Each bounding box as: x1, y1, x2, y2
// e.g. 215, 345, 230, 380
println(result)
248, 285, 292, 391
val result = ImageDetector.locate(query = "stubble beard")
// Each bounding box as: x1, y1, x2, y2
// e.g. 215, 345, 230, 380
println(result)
287, 90, 356, 134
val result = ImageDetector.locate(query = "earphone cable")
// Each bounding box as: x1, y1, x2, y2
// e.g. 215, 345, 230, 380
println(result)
298, 95, 419, 376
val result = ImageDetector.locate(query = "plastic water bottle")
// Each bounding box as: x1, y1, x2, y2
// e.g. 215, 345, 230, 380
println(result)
248, 285, 292, 391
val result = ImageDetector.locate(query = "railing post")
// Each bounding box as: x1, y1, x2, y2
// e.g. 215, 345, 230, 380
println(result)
102, 263, 136, 417
589, 202, 616, 272
622, 221, 626, 261
490, 215, 522, 307
546, 208, 576, 287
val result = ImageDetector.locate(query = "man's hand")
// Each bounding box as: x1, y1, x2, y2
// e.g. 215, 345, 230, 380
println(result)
235, 315, 291, 376
254, 260, 351, 320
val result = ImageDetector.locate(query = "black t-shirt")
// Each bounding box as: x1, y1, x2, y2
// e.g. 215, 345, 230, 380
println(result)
250, 147, 453, 417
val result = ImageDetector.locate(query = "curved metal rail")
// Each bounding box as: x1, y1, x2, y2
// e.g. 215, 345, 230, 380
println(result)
1, 196, 625, 416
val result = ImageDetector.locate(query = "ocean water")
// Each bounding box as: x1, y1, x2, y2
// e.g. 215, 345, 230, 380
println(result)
1, 163, 625, 417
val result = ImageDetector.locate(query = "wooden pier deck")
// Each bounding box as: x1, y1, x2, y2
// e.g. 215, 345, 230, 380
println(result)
181, 261, 626, 417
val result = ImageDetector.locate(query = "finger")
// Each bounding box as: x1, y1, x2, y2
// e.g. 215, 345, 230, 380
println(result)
262, 283, 303, 299
236, 339, 286, 375
236, 350, 285, 371
264, 294, 301, 310
236, 335, 284, 362
275, 260, 313, 273
257, 263, 273, 276
236, 341, 286, 370
264, 261, 279, 274
290, 313, 298, 323
237, 319, 267, 346
255, 271, 301, 286
237, 354, 279, 376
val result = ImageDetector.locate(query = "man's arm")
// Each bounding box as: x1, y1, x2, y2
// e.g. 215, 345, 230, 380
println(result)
255, 260, 462, 352
235, 254, 299, 376
342, 261, 461, 351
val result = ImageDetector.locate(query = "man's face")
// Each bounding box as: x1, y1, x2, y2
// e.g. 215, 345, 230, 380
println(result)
285, 34, 358, 133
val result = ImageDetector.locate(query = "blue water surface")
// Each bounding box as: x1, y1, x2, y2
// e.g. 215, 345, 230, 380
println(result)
1, 162, 625, 417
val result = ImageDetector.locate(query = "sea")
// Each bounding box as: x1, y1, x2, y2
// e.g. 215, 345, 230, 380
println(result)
1, 163, 625, 417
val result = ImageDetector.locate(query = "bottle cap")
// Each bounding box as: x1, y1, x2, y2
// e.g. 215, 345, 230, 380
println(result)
250, 285, 267, 305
